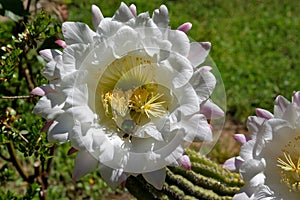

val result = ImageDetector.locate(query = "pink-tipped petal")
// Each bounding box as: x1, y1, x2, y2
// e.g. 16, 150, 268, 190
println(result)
223, 157, 244, 171
177, 22, 192, 33
129, 4, 137, 16
275, 95, 289, 113
178, 155, 191, 170
92, 4, 104, 30
292, 91, 300, 107
55, 40, 67, 48
255, 108, 273, 120
68, 147, 78, 155
31, 87, 46, 96
233, 134, 251, 144
187, 42, 211, 67
30, 85, 55, 96
200, 100, 224, 119
199, 65, 213, 71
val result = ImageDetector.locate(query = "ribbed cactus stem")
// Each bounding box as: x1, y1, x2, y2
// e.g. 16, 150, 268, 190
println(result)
125, 149, 244, 199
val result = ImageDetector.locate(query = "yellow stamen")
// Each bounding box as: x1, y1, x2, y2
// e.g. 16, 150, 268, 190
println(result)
277, 151, 300, 192
130, 87, 166, 118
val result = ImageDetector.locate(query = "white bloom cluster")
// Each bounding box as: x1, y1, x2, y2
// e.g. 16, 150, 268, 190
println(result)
32, 2, 223, 189
224, 92, 300, 199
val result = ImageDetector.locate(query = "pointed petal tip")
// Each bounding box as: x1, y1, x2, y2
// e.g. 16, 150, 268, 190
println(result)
30, 87, 46, 96
201, 42, 211, 50
129, 4, 137, 16
199, 66, 213, 71
292, 91, 300, 107
255, 108, 273, 119
233, 134, 250, 144
55, 40, 67, 48
178, 155, 191, 170
177, 22, 192, 33
200, 100, 225, 119
92, 4, 104, 30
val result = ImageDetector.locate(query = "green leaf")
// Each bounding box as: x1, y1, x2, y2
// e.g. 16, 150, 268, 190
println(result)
0, 0, 28, 18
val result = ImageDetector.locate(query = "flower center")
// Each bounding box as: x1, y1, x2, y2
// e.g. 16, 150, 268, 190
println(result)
96, 52, 171, 139
277, 136, 300, 192
102, 84, 167, 126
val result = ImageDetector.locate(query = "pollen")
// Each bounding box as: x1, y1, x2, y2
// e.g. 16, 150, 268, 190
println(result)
277, 136, 300, 193
130, 87, 166, 119
102, 89, 132, 118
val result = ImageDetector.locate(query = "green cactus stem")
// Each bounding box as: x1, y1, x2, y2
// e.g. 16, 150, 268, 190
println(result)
125, 149, 244, 200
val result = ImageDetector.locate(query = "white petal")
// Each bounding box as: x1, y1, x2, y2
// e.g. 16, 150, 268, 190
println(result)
72, 151, 98, 181
97, 18, 124, 36
170, 85, 199, 117
39, 49, 62, 62
64, 83, 94, 123
47, 113, 74, 142
223, 156, 244, 171
152, 5, 169, 28
113, 2, 134, 22
142, 168, 166, 189
99, 164, 127, 189
200, 99, 224, 119
233, 192, 253, 200
187, 42, 211, 67
62, 22, 96, 45
166, 54, 193, 88
32, 92, 65, 120
108, 26, 139, 58
282, 103, 298, 125
168, 30, 190, 56
239, 159, 265, 183
239, 140, 255, 160
170, 113, 212, 142
62, 44, 91, 73
42, 63, 62, 83
92, 5, 104, 30
136, 123, 164, 141
246, 116, 265, 137
292, 91, 300, 107
253, 185, 274, 199
274, 95, 290, 118
70, 121, 94, 151
190, 68, 216, 103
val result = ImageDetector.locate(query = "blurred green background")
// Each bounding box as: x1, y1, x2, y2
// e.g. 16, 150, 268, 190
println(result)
1, 0, 300, 199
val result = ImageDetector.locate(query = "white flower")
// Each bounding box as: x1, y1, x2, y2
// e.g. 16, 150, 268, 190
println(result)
32, 2, 223, 189
224, 91, 300, 199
